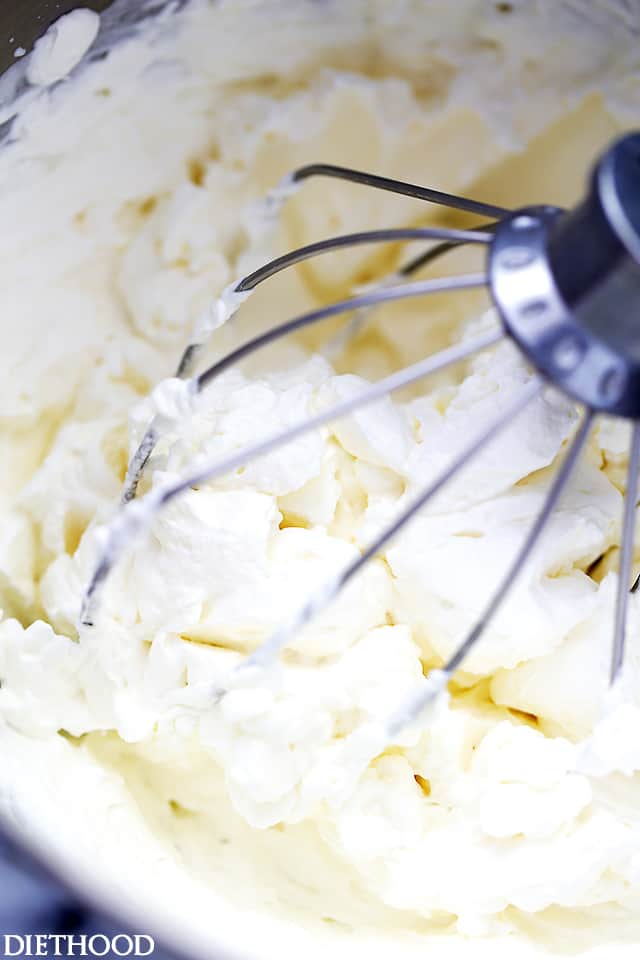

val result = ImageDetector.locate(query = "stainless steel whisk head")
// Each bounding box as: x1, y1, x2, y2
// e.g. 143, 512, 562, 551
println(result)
80, 131, 640, 739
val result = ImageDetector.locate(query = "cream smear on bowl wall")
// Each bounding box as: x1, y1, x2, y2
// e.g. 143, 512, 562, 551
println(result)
0, 1, 640, 958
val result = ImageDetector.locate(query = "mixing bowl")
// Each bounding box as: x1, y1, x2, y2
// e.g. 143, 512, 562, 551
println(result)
0, 3, 638, 959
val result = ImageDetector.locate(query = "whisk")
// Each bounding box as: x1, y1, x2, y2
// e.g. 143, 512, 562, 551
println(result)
80, 131, 640, 741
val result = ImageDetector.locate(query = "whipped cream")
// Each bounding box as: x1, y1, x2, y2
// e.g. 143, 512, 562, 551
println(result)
0, 2, 639, 959
26, 9, 100, 87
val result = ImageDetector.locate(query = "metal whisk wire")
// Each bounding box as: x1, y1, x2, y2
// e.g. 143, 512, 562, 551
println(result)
123, 165, 507, 506
239, 378, 545, 675
123, 224, 495, 504
81, 134, 640, 740
611, 422, 640, 682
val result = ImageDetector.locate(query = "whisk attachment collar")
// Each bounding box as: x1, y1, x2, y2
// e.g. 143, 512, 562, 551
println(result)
490, 132, 640, 418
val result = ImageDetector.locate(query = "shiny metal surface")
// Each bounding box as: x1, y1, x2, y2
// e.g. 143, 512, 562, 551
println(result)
490, 134, 640, 417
